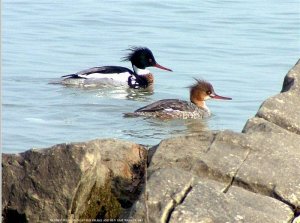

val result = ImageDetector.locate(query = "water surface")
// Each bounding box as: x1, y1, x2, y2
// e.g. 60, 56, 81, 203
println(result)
2, 0, 300, 153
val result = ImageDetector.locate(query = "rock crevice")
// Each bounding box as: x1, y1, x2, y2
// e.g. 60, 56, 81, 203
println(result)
162, 179, 193, 223
222, 148, 251, 194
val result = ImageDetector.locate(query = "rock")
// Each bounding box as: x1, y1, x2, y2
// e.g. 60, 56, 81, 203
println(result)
148, 131, 251, 186
246, 59, 300, 135
146, 126, 300, 210
238, 118, 300, 208
282, 59, 300, 93
130, 168, 293, 223
130, 168, 198, 223
240, 60, 300, 208
2, 139, 147, 223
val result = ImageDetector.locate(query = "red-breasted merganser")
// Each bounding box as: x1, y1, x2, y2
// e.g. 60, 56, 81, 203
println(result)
124, 79, 232, 119
60, 47, 172, 88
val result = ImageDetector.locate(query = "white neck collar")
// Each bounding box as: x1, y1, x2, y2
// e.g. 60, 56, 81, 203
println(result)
133, 65, 150, 75
202, 102, 211, 115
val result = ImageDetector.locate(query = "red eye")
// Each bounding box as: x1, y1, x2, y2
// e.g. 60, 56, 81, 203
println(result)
149, 58, 153, 63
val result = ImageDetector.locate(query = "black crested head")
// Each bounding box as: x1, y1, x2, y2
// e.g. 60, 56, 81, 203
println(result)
122, 46, 156, 69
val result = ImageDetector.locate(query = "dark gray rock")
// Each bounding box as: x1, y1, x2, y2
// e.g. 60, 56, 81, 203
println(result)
130, 168, 293, 223
240, 60, 300, 208
2, 139, 147, 223
282, 59, 300, 93
148, 130, 251, 187
237, 118, 300, 208
146, 126, 300, 211
244, 59, 300, 135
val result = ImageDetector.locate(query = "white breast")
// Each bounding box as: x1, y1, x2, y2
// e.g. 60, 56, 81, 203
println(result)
133, 65, 150, 75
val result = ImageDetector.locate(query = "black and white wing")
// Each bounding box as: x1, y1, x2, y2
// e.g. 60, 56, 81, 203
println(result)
62, 66, 133, 80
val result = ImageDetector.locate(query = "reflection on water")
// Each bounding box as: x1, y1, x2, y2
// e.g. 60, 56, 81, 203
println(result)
125, 87, 154, 101
50, 79, 155, 101
122, 116, 209, 146
184, 119, 209, 134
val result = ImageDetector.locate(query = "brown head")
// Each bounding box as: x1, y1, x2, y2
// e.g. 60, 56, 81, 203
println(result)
190, 79, 232, 108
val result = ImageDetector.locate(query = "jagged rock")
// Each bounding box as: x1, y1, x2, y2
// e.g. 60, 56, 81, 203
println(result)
2, 139, 147, 223
282, 59, 300, 93
147, 126, 300, 208
148, 131, 251, 185
247, 59, 300, 135
240, 60, 300, 208
130, 168, 293, 223
238, 118, 300, 208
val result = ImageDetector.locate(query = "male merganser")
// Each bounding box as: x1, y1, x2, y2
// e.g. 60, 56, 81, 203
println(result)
124, 79, 232, 119
60, 47, 172, 88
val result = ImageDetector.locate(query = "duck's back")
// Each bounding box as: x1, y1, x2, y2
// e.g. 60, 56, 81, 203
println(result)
133, 99, 208, 119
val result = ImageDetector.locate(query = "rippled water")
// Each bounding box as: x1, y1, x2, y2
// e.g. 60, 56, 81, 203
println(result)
2, 0, 300, 153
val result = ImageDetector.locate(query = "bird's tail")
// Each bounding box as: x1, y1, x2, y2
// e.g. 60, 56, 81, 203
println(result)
61, 73, 76, 78
123, 112, 140, 118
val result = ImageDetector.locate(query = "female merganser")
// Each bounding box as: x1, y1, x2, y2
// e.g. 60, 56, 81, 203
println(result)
124, 79, 232, 119
60, 47, 172, 88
